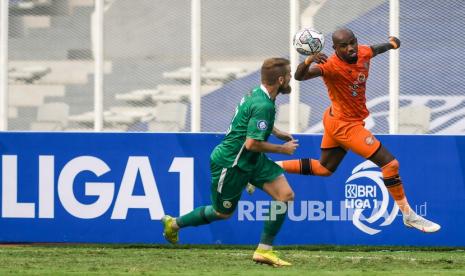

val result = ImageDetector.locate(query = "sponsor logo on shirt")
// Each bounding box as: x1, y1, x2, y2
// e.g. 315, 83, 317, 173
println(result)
223, 201, 232, 209
365, 135, 375, 145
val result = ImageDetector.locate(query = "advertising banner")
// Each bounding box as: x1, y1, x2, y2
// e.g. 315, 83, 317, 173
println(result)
0, 133, 462, 246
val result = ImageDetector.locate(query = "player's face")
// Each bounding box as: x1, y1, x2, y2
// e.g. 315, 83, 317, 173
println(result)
278, 66, 292, 94
334, 34, 358, 64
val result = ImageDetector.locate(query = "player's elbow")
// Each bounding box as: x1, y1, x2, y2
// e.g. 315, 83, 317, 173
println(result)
215, 211, 233, 219
245, 138, 259, 151
294, 72, 303, 81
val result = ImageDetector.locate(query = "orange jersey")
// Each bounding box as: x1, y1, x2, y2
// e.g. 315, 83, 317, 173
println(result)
315, 45, 373, 121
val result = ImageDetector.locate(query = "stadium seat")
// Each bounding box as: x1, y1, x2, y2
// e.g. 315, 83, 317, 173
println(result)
274, 103, 311, 132
8, 65, 51, 83
68, 108, 148, 129
115, 89, 161, 103
30, 121, 65, 131
398, 105, 432, 134
148, 102, 188, 132
162, 67, 233, 84
162, 61, 259, 85
9, 60, 112, 85
30, 102, 70, 131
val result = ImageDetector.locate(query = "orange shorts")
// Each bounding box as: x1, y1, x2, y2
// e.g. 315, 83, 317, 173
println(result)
321, 108, 380, 158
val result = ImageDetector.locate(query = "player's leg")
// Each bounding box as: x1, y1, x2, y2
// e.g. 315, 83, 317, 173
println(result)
368, 145, 411, 213
277, 115, 346, 176
161, 204, 229, 244
369, 145, 440, 233
345, 124, 440, 232
161, 162, 248, 244
258, 175, 293, 250
278, 147, 346, 176
250, 158, 292, 267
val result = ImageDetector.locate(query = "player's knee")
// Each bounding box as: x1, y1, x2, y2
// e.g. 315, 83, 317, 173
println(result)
320, 168, 332, 177
317, 164, 333, 177
277, 190, 294, 202
287, 191, 295, 202
215, 210, 233, 219
313, 159, 333, 177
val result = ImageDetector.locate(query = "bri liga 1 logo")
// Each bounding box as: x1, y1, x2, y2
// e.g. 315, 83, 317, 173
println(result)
345, 160, 399, 235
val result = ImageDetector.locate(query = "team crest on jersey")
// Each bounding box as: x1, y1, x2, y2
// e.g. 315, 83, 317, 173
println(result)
257, 120, 268, 131
358, 73, 366, 83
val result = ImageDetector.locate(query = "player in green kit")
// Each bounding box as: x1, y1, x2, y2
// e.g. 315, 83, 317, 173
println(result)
161, 58, 299, 267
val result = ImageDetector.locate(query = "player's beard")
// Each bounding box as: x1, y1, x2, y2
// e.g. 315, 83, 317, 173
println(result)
278, 84, 292, 94
345, 55, 358, 64
344, 52, 358, 64
337, 51, 358, 64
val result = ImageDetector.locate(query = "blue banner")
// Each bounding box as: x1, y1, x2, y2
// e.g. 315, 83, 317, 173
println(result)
0, 132, 463, 246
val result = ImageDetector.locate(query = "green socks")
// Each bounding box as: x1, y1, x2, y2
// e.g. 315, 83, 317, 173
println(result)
175, 201, 287, 246
260, 201, 288, 246
176, 205, 223, 228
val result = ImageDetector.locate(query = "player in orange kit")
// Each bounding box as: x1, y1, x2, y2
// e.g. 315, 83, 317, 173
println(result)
279, 27, 440, 232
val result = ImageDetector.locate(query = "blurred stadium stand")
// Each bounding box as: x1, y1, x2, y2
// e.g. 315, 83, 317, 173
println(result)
30, 101, 70, 130
201, 1, 465, 134
275, 103, 311, 133
6, 0, 465, 134
398, 105, 431, 134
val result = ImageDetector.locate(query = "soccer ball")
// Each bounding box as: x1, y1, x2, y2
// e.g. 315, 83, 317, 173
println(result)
293, 28, 325, 55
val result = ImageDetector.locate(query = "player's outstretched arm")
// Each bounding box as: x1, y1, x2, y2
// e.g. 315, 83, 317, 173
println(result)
245, 138, 298, 155
294, 53, 327, 81
371, 36, 401, 57
272, 126, 294, 142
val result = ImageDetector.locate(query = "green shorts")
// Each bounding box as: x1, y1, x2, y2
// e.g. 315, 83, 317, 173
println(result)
210, 154, 284, 214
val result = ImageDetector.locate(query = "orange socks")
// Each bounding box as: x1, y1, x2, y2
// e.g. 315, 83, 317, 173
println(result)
278, 159, 332, 176
381, 159, 411, 214
279, 158, 413, 215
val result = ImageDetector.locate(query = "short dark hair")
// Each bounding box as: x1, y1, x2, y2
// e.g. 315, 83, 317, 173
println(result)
261, 58, 290, 85
332, 27, 355, 45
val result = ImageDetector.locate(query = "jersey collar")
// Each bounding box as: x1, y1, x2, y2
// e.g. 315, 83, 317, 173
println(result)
260, 84, 272, 99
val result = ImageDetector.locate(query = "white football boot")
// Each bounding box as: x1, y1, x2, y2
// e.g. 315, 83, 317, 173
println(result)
403, 212, 441, 233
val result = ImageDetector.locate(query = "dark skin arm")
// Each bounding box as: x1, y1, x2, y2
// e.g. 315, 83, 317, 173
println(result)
296, 37, 401, 81
294, 52, 328, 81
371, 36, 401, 57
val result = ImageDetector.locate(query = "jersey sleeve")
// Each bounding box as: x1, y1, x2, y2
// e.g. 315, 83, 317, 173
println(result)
360, 45, 374, 59
246, 103, 274, 141
314, 61, 331, 77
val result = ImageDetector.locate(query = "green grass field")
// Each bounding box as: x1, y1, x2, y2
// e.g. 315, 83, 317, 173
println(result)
1, 244, 464, 275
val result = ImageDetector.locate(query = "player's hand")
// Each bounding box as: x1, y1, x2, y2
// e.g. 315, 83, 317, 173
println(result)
281, 139, 299, 155
313, 52, 328, 64
305, 52, 327, 65
389, 36, 401, 49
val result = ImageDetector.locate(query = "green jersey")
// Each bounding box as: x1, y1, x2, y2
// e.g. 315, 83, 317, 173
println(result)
211, 85, 276, 171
